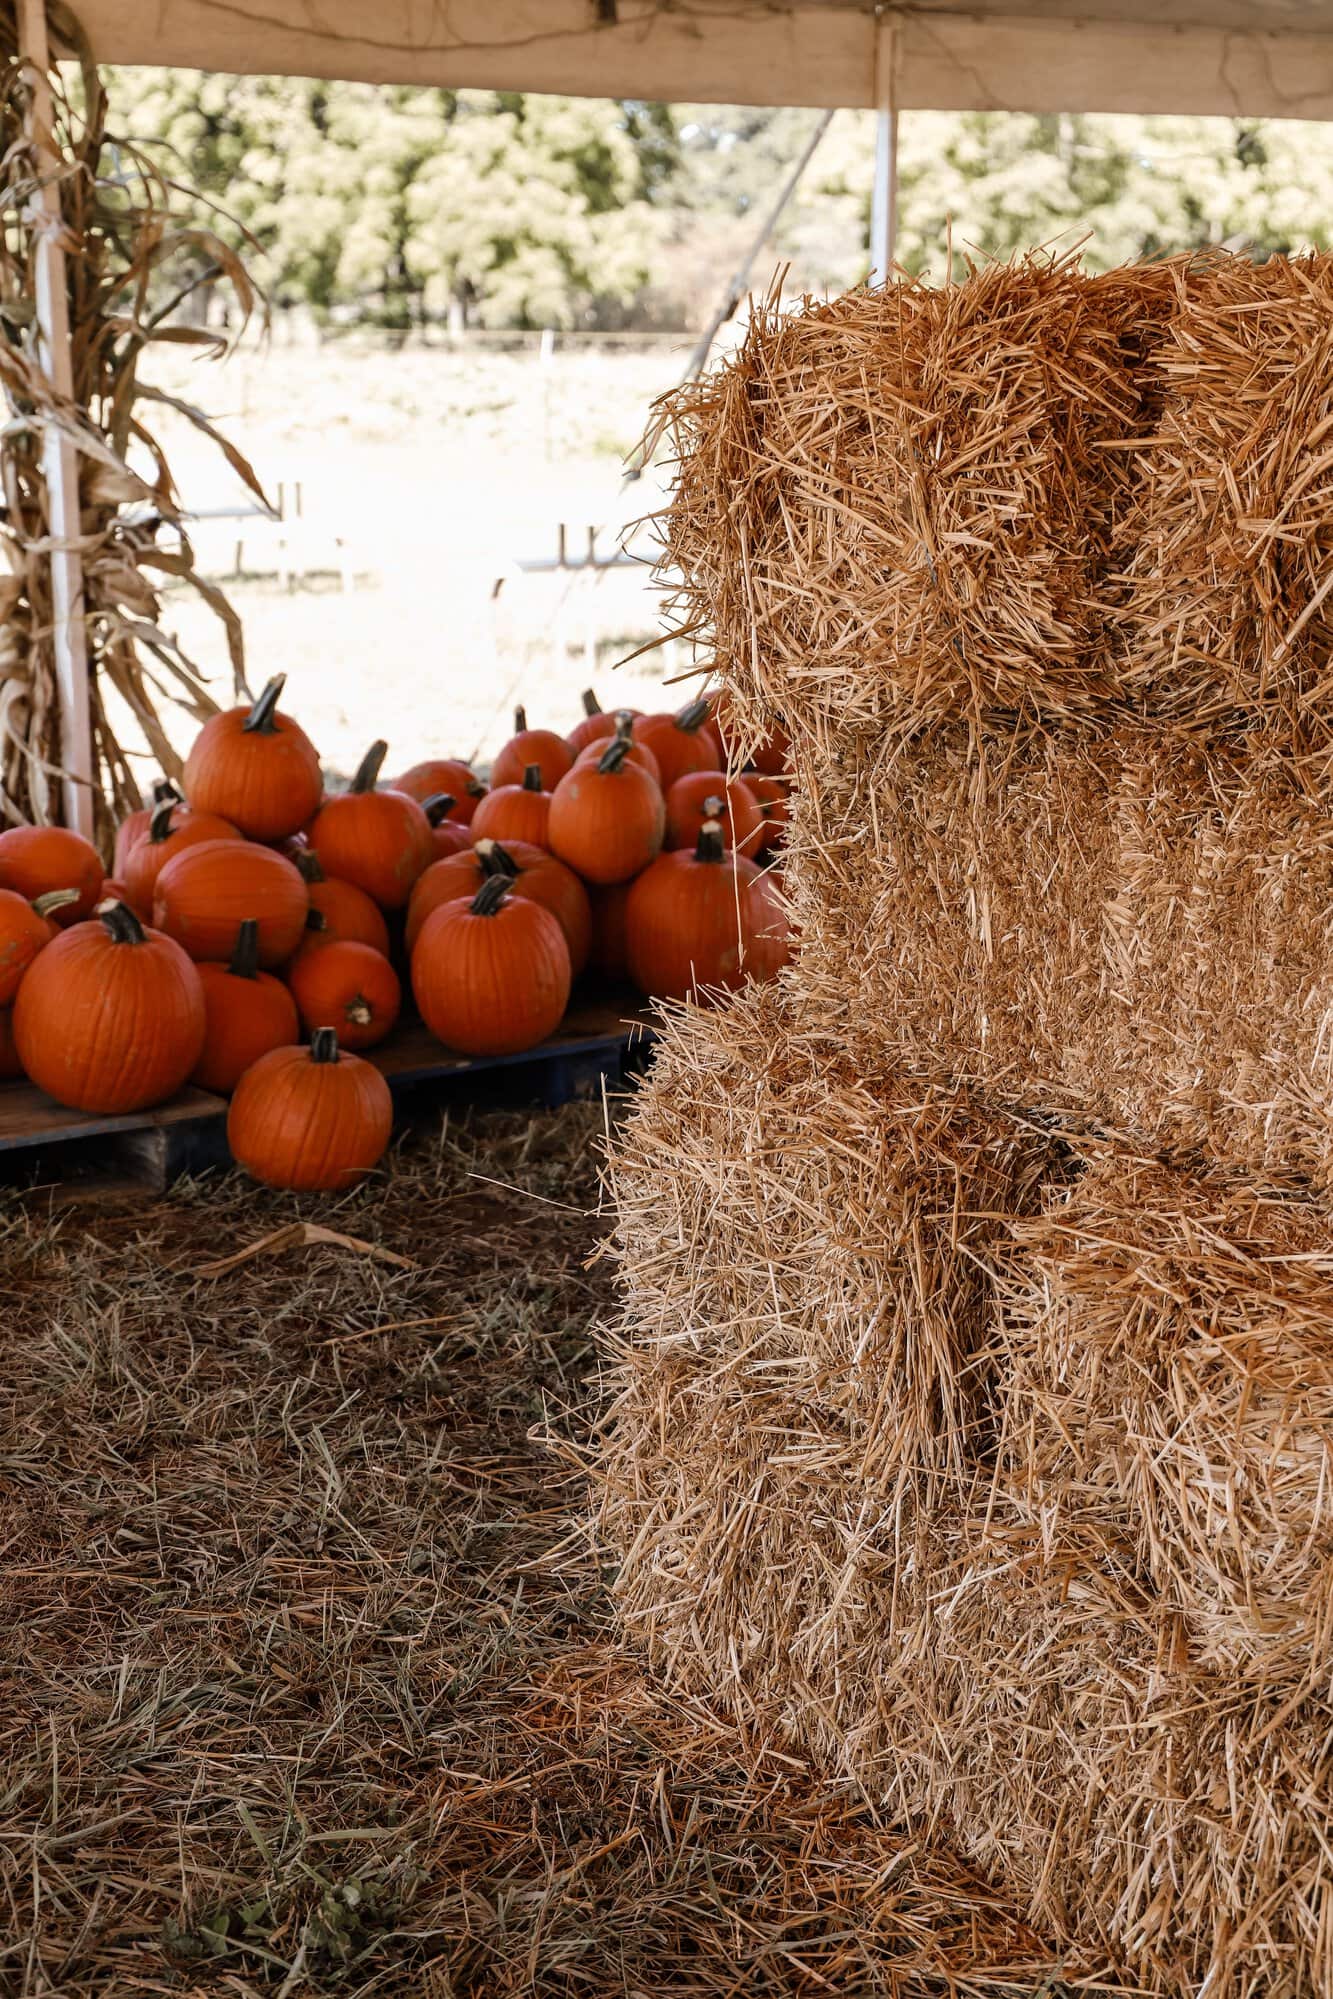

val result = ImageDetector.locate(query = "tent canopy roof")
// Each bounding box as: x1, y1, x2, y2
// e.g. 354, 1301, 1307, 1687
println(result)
78, 0, 1333, 122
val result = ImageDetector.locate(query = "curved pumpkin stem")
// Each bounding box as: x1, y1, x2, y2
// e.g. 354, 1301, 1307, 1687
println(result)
351, 741, 388, 794
695, 816, 726, 864
581, 688, 602, 717
150, 776, 182, 807
229, 919, 261, 980
243, 674, 287, 735
422, 793, 456, 827
292, 848, 326, 884
310, 1027, 341, 1064
596, 735, 633, 776
514, 705, 527, 733
32, 888, 80, 918
305, 908, 330, 935
674, 695, 710, 734
148, 797, 180, 843
474, 838, 520, 880
521, 764, 543, 793
467, 777, 487, 799
470, 874, 511, 918
100, 901, 146, 946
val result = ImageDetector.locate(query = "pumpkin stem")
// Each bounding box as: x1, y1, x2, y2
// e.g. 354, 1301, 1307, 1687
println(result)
422, 793, 456, 827
346, 996, 373, 1026
695, 816, 726, 864
596, 735, 633, 776
514, 704, 527, 734
291, 848, 326, 884
100, 901, 146, 946
521, 764, 543, 793
305, 908, 329, 934
612, 709, 635, 743
229, 919, 261, 980
150, 776, 181, 807
674, 695, 711, 734
470, 873, 511, 918
581, 688, 602, 717
32, 888, 79, 918
474, 837, 520, 879
243, 674, 286, 735
310, 1027, 340, 1064
148, 797, 180, 843
351, 741, 388, 793
467, 778, 487, 799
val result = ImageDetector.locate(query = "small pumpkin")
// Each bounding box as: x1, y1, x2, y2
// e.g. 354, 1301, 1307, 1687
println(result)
288, 938, 401, 1051
468, 764, 552, 850
183, 673, 324, 841
423, 794, 472, 861
547, 734, 665, 886
14, 901, 206, 1112
566, 687, 622, 758
632, 697, 721, 793
393, 757, 486, 826
625, 815, 790, 1003
228, 1027, 393, 1191
0, 1007, 21, 1080
473, 838, 591, 974
587, 880, 633, 982
121, 798, 243, 916
114, 777, 180, 876
192, 919, 301, 1095
0, 825, 104, 926
574, 710, 662, 786
152, 839, 309, 968
0, 887, 79, 1004
291, 851, 391, 955
308, 741, 434, 910
404, 838, 561, 952
664, 773, 764, 857
412, 873, 571, 1057
490, 706, 575, 792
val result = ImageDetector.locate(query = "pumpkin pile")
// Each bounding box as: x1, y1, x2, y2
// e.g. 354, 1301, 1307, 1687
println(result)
0, 676, 791, 1190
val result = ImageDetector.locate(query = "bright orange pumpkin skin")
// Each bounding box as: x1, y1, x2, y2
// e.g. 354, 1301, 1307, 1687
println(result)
405, 840, 565, 953
308, 788, 434, 911
393, 760, 486, 826
0, 826, 104, 926
0, 889, 65, 1005
152, 840, 309, 968
288, 940, 401, 1051
625, 845, 787, 1003
121, 806, 243, 916
468, 778, 552, 851
567, 710, 618, 757
192, 957, 300, 1094
0, 1007, 21, 1080
14, 907, 206, 1112
474, 840, 591, 975
183, 677, 323, 841
664, 772, 764, 857
425, 814, 472, 862
412, 891, 571, 1057
490, 716, 574, 793
306, 877, 391, 956
228, 1033, 393, 1191
574, 733, 662, 787
113, 779, 180, 876
547, 756, 665, 886
633, 709, 719, 793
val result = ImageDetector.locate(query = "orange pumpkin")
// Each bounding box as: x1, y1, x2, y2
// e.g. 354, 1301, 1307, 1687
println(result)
14, 902, 206, 1112
632, 697, 721, 793
412, 874, 571, 1057
625, 816, 791, 1003
393, 758, 486, 826
0, 825, 104, 926
547, 735, 665, 886
152, 839, 309, 968
490, 706, 575, 792
587, 880, 633, 982
183, 674, 323, 841
574, 710, 662, 787
308, 742, 434, 910
228, 1028, 393, 1191
121, 799, 243, 916
469, 765, 552, 850
291, 852, 391, 956
0, 887, 79, 1004
0, 1007, 21, 1080
745, 868, 795, 982
405, 839, 555, 952
745, 770, 790, 850
114, 777, 180, 876
192, 919, 301, 1095
99, 878, 132, 908
288, 938, 401, 1051
472, 837, 591, 975
714, 691, 790, 777
664, 772, 764, 857
566, 687, 623, 758
423, 794, 473, 861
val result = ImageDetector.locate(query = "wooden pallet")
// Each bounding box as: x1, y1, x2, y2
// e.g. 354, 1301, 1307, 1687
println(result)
0, 996, 656, 1196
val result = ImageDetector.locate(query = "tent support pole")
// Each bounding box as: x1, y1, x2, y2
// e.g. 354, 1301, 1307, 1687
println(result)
19, 0, 94, 838
869, 10, 899, 285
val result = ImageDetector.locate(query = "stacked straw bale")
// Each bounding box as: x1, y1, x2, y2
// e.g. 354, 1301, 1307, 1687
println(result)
599, 248, 1333, 1997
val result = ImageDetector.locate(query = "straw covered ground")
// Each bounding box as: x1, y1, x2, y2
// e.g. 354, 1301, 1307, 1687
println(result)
0, 1105, 1078, 1999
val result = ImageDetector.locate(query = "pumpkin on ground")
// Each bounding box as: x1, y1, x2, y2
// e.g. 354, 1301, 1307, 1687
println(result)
405, 837, 589, 966
490, 706, 575, 792
574, 710, 662, 786
633, 697, 722, 793
587, 880, 633, 982
423, 795, 472, 860
625, 815, 791, 1003
664, 772, 765, 857
393, 758, 486, 825
0, 888, 79, 1005
114, 777, 180, 876
183, 674, 323, 841
468, 764, 553, 850
412, 873, 571, 1057
290, 850, 391, 955
288, 938, 401, 1051
14, 902, 206, 1112
0, 825, 104, 925
0, 1008, 21, 1080
152, 840, 309, 968
121, 799, 243, 915
192, 919, 301, 1095
547, 735, 665, 885
308, 742, 434, 910
228, 1028, 393, 1191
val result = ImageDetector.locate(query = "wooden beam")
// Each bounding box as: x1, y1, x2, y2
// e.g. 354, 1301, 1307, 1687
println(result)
868, 12, 898, 286
18, 0, 94, 838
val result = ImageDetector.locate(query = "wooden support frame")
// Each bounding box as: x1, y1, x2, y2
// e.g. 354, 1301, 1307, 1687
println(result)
868, 10, 899, 287
18, 0, 95, 839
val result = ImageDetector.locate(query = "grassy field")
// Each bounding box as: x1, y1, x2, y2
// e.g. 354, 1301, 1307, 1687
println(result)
128, 335, 702, 786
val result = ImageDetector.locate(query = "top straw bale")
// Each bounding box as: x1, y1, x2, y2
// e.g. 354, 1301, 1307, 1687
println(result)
656, 254, 1177, 749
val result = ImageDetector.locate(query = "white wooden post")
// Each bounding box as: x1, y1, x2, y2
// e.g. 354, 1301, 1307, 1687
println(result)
18, 0, 94, 838
868, 10, 899, 286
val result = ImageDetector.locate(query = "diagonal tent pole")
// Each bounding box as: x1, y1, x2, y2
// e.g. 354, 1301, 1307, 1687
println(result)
18, 0, 94, 837
868, 7, 899, 285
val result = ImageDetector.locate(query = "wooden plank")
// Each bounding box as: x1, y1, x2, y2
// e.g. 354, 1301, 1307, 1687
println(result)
369, 1002, 655, 1089
0, 1081, 227, 1152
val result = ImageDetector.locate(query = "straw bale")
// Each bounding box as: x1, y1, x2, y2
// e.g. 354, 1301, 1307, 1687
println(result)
1120, 250, 1333, 737
782, 721, 1333, 1190
656, 255, 1180, 751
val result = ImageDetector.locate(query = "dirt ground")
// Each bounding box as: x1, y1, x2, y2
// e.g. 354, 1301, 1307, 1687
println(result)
0, 1102, 1069, 1998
